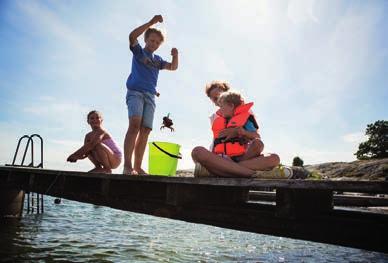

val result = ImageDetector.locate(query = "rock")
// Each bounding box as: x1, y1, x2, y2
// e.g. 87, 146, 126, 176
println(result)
304, 158, 388, 180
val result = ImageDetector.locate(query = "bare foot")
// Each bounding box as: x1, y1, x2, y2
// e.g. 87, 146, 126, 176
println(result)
134, 168, 148, 175
123, 167, 135, 175
88, 167, 101, 173
123, 167, 141, 175
130, 170, 139, 175
102, 168, 112, 174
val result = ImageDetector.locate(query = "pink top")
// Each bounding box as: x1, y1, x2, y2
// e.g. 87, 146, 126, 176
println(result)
102, 138, 122, 158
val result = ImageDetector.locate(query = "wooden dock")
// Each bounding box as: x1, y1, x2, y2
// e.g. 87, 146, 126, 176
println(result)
249, 191, 388, 207
1, 166, 387, 253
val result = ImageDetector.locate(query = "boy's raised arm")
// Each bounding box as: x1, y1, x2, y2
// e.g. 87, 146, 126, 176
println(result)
129, 15, 163, 47
163, 48, 179, 71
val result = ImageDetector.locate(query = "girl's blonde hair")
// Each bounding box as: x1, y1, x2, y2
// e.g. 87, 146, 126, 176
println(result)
217, 90, 244, 107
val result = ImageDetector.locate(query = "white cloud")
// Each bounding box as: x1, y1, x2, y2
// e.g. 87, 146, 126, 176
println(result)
49, 139, 80, 147
298, 3, 382, 98
23, 101, 88, 116
0, 124, 25, 166
203, 52, 234, 79
287, 0, 318, 23
16, 1, 94, 54
23, 100, 88, 125
21, 98, 92, 137
38, 96, 55, 102
342, 132, 367, 144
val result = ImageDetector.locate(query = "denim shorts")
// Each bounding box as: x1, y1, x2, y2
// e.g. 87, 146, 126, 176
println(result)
126, 89, 155, 129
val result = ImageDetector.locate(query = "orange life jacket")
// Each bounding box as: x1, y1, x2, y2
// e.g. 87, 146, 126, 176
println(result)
212, 102, 257, 157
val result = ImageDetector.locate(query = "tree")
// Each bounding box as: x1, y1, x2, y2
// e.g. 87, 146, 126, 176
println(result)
292, 156, 304, 167
355, 120, 388, 160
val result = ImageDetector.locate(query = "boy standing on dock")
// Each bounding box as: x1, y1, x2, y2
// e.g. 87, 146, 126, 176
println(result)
123, 15, 179, 175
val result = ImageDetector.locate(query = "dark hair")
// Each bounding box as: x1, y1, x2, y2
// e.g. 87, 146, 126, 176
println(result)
144, 28, 165, 42
205, 81, 231, 97
87, 110, 102, 121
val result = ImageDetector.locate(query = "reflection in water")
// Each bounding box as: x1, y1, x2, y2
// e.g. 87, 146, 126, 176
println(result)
1, 196, 387, 262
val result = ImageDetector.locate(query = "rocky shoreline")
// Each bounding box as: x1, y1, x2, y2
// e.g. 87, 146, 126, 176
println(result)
304, 158, 388, 181
176, 158, 388, 180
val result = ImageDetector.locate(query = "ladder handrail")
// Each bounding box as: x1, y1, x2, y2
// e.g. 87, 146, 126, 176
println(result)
8, 134, 45, 214
11, 135, 30, 165
21, 137, 33, 166
30, 134, 43, 168
10, 134, 44, 168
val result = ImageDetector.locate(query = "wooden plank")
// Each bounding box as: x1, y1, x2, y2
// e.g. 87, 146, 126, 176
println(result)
334, 194, 388, 207
1, 167, 387, 193
249, 191, 388, 207
249, 191, 276, 202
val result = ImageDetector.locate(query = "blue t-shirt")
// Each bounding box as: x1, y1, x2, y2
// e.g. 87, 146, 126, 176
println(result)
126, 42, 167, 94
243, 119, 258, 132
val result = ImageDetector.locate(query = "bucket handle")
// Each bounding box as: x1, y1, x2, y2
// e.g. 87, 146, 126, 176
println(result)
152, 142, 182, 159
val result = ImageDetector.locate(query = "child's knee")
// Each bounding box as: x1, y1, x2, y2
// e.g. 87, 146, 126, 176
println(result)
191, 146, 207, 162
92, 143, 105, 157
251, 139, 264, 153
269, 153, 280, 166
128, 118, 142, 133
140, 126, 152, 135
257, 139, 264, 150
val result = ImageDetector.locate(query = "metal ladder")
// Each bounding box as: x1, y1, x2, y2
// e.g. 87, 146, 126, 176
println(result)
6, 134, 44, 214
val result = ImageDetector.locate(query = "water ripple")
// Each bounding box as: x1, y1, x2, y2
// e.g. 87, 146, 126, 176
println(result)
1, 196, 388, 262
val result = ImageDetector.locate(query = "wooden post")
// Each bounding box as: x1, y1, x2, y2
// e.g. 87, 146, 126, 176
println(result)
276, 188, 333, 218
0, 189, 25, 218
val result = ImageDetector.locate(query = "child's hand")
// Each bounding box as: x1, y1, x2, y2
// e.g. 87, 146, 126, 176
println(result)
219, 127, 238, 141
150, 15, 163, 25
171, 48, 178, 57
237, 127, 246, 137
67, 154, 78, 163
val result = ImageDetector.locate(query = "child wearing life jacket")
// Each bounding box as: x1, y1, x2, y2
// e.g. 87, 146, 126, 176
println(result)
213, 90, 264, 162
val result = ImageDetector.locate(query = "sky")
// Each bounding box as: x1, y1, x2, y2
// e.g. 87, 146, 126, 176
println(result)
0, 0, 387, 172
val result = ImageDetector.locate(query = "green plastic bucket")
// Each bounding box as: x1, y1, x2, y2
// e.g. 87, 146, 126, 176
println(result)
148, 141, 182, 176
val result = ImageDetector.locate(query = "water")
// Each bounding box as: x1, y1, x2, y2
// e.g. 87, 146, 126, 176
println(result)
1, 196, 387, 262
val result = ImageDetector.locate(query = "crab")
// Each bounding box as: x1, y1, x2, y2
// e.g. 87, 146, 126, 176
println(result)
160, 113, 174, 132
